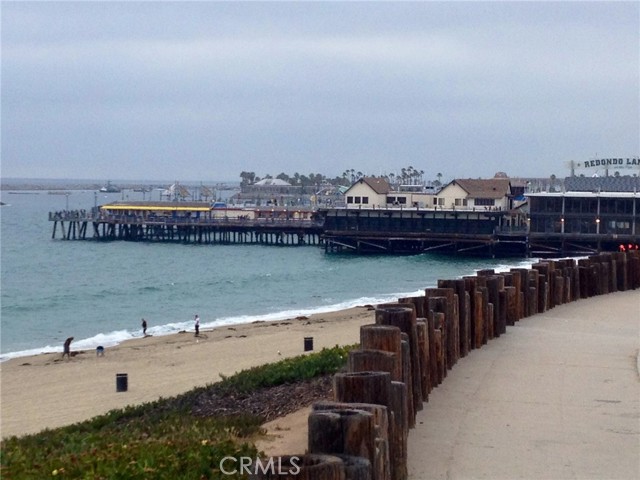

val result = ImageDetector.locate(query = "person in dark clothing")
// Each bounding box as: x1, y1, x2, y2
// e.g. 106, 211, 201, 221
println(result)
62, 337, 74, 359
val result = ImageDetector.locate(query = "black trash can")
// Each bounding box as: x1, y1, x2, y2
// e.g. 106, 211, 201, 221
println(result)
116, 373, 128, 392
304, 337, 314, 352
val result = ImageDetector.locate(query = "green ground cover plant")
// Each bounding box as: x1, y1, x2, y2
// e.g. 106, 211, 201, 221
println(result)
0, 345, 353, 479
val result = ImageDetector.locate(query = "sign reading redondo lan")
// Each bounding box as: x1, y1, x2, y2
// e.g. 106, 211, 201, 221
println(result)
577, 157, 640, 169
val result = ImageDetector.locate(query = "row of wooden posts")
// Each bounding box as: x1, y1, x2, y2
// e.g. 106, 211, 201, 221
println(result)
251, 251, 640, 480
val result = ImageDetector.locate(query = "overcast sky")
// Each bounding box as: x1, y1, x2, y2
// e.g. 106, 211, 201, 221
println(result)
2, 1, 638, 183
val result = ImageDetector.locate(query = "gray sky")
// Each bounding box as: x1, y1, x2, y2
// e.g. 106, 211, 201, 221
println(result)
2, 1, 638, 183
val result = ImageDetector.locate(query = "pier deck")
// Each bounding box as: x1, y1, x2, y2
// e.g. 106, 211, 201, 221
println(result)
49, 212, 324, 246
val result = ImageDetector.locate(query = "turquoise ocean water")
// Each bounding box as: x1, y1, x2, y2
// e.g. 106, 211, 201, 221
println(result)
0, 186, 537, 361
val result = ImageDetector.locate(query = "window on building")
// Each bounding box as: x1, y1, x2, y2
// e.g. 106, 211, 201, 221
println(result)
475, 198, 495, 206
354, 196, 361, 203
347, 196, 353, 204
362, 197, 369, 204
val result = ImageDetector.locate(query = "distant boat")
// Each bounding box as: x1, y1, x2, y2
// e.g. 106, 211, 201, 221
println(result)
100, 181, 121, 193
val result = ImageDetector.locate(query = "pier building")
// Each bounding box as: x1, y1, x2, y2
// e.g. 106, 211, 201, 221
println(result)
527, 176, 640, 256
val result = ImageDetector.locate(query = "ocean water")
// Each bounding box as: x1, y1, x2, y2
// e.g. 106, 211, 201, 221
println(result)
0, 187, 537, 361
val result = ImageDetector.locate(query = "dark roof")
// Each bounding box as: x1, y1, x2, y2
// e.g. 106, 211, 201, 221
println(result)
450, 178, 512, 199
564, 176, 640, 193
347, 177, 391, 195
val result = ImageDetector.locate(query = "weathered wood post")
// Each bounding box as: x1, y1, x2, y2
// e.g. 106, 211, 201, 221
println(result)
375, 305, 423, 417
400, 334, 415, 426
532, 262, 550, 311
415, 319, 430, 400
348, 350, 399, 382
510, 268, 530, 317
313, 401, 389, 480
333, 372, 398, 480
474, 289, 486, 349
438, 279, 470, 358
308, 409, 376, 480
424, 287, 459, 367
359, 325, 403, 382
432, 313, 446, 385
630, 251, 640, 289
463, 276, 478, 348
504, 286, 517, 326
426, 311, 439, 388
527, 269, 539, 316
425, 295, 451, 369
578, 258, 592, 298
249, 454, 346, 480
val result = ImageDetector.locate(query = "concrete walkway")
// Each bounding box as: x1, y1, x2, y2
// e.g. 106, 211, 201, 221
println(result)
408, 290, 640, 480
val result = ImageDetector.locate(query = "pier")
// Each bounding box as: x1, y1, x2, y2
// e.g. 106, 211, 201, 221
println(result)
49, 203, 324, 246
49, 198, 640, 257
321, 207, 528, 257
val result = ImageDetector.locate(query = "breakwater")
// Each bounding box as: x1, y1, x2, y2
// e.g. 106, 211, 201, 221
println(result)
249, 250, 640, 480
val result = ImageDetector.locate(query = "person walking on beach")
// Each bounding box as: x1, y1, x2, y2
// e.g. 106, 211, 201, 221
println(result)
62, 337, 73, 359
142, 318, 147, 336
194, 315, 200, 337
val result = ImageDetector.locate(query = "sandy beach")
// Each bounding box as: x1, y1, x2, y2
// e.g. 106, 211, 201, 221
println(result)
0, 306, 374, 439
2, 289, 639, 479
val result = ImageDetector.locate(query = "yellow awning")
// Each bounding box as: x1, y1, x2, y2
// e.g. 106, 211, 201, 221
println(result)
100, 204, 210, 212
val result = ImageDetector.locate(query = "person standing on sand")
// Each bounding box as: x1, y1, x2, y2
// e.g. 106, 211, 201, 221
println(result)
194, 315, 200, 337
62, 337, 73, 359
142, 318, 147, 336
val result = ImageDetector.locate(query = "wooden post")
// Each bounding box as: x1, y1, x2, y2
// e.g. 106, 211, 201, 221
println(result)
488, 275, 505, 336
375, 306, 423, 415
333, 372, 398, 480
390, 381, 408, 479
527, 270, 539, 315
510, 268, 529, 317
426, 296, 450, 370
426, 311, 438, 389
348, 350, 399, 382
334, 455, 372, 480
398, 296, 426, 319
504, 286, 517, 326
359, 325, 402, 382
424, 288, 458, 367
313, 401, 389, 480
400, 335, 415, 427
334, 371, 392, 408
438, 279, 469, 358
463, 276, 478, 349
474, 290, 485, 349
433, 318, 445, 385
249, 454, 345, 480
416, 319, 429, 400
308, 409, 376, 480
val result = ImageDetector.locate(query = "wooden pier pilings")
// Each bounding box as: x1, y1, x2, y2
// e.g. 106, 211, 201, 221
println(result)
250, 251, 640, 480
49, 213, 324, 246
